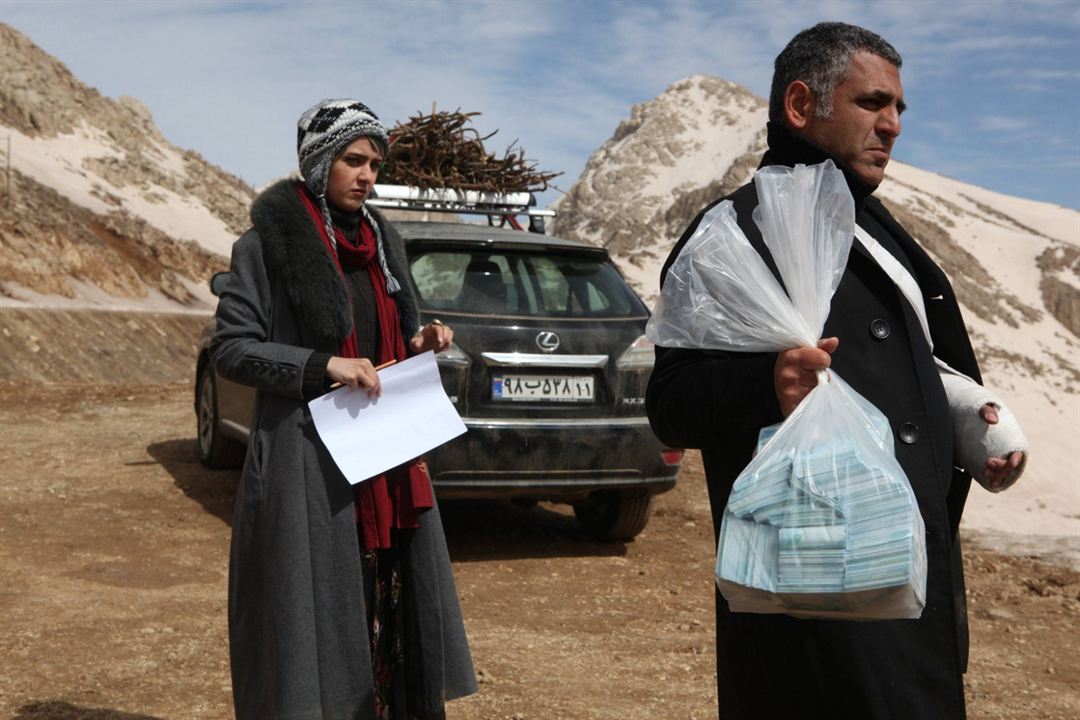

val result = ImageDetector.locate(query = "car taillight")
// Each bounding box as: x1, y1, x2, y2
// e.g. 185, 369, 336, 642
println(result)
435, 341, 470, 368
615, 334, 655, 370
661, 448, 684, 466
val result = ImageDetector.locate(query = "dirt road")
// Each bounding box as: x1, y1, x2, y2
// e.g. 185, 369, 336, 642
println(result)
1, 382, 1077, 719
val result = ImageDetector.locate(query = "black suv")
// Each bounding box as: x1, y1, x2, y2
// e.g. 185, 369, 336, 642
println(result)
195, 198, 681, 540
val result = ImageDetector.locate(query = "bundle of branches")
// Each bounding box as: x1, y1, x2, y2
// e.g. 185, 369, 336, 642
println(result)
380, 108, 561, 193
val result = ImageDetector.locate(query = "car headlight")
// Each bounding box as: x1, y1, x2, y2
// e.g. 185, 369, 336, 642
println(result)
615, 334, 654, 370
435, 341, 471, 368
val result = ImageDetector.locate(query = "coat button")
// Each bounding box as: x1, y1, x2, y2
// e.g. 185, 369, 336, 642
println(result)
870, 318, 891, 340
898, 422, 919, 444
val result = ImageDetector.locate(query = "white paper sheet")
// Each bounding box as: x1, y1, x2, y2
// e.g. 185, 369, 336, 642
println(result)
308, 351, 467, 485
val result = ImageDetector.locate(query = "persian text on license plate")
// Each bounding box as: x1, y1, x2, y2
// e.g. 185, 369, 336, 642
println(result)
492, 374, 595, 403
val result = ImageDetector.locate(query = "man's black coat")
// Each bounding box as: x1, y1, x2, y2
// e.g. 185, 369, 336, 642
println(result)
646, 124, 980, 720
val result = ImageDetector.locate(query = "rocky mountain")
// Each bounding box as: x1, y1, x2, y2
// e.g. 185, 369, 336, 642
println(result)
0, 22, 252, 311
557, 76, 767, 277
0, 22, 1075, 540
555, 74, 1080, 541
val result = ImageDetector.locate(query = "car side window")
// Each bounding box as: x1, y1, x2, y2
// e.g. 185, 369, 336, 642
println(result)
510, 254, 540, 314
530, 256, 570, 313
489, 255, 518, 312
410, 252, 471, 309
586, 282, 609, 312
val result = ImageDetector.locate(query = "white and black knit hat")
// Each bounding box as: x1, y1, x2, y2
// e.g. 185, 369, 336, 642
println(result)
296, 99, 400, 292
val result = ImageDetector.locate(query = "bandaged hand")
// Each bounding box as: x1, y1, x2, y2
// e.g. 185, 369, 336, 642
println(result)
940, 374, 1029, 493
978, 404, 1026, 491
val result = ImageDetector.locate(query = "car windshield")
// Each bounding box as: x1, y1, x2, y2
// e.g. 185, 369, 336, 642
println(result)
409, 248, 648, 318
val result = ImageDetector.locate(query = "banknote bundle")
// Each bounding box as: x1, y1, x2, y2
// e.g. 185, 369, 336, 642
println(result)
716, 415, 927, 619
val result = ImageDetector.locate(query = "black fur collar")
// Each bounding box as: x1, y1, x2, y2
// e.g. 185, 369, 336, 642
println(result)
250, 179, 352, 348
248, 180, 419, 351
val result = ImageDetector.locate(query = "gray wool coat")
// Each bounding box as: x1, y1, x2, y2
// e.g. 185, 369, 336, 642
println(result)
211, 180, 476, 719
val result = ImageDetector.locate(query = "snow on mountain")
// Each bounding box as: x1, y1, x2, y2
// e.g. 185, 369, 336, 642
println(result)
0, 22, 252, 311
555, 75, 1080, 542
556, 76, 768, 297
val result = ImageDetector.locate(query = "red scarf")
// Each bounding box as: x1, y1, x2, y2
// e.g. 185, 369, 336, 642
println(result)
297, 184, 434, 549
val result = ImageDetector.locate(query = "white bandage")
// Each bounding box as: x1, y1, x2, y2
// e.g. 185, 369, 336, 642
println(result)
938, 372, 1028, 493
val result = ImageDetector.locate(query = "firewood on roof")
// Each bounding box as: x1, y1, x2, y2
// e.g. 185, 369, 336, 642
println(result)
380, 108, 561, 193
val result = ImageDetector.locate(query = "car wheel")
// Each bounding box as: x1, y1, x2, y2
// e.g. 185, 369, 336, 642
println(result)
573, 491, 654, 542
196, 367, 246, 469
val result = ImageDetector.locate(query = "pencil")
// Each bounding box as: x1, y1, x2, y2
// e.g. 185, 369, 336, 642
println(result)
328, 359, 399, 390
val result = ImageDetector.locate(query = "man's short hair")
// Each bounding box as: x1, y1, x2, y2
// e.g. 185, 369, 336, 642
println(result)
768, 22, 902, 122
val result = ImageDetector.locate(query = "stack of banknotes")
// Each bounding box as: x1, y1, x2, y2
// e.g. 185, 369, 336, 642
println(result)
716, 422, 926, 619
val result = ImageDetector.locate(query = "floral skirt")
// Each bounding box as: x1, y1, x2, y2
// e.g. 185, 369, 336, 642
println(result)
360, 542, 407, 719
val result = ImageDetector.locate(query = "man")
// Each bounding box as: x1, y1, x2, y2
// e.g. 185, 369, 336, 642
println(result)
647, 22, 1021, 719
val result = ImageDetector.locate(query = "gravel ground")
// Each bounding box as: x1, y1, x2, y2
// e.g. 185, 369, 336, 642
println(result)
0, 382, 1076, 719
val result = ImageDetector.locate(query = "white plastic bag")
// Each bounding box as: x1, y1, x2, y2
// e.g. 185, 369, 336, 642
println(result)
647, 160, 926, 620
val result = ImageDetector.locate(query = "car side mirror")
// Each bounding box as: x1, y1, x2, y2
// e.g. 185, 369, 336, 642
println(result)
209, 271, 232, 297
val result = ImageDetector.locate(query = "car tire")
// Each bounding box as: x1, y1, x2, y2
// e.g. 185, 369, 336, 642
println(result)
573, 491, 654, 542
196, 367, 246, 469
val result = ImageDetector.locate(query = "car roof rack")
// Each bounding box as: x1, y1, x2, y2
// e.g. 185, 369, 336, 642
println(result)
367, 184, 556, 234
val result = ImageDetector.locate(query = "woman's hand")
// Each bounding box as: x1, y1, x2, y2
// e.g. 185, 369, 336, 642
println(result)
409, 320, 454, 355
326, 356, 381, 397
773, 337, 839, 417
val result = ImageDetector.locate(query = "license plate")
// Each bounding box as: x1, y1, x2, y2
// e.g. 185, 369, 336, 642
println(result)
492, 374, 595, 403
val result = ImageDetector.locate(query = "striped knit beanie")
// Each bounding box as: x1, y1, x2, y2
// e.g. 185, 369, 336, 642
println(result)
296, 99, 400, 293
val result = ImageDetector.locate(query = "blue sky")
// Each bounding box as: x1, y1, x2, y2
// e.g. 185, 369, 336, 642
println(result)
2, 0, 1078, 210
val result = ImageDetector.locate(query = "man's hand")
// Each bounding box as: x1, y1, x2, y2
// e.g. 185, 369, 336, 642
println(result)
774, 337, 839, 417
409, 321, 454, 355
326, 356, 381, 397
979, 403, 1025, 490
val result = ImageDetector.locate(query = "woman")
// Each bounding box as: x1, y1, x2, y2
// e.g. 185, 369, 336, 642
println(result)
211, 99, 476, 719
